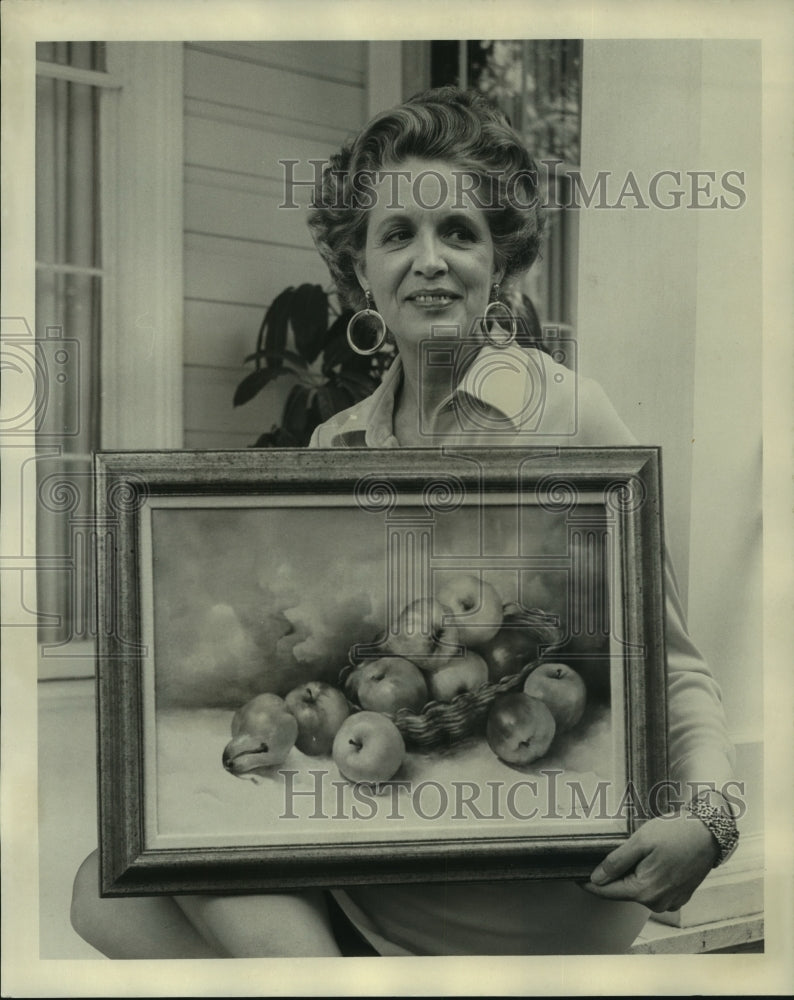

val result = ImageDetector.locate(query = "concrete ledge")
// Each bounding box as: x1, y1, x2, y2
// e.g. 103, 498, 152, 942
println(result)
651, 852, 764, 928
630, 912, 764, 954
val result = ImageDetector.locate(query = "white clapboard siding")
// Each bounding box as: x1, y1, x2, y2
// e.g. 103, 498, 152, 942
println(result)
184, 46, 364, 131
186, 41, 366, 88
185, 108, 351, 183
182, 41, 367, 448
184, 232, 331, 307
184, 364, 293, 442
184, 300, 266, 370
185, 170, 317, 248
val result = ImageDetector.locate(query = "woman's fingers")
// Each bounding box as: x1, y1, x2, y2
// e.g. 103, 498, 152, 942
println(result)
580, 873, 645, 902
588, 835, 650, 885
581, 814, 720, 912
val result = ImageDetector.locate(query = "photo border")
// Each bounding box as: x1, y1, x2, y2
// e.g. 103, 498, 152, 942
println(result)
1, 1, 791, 995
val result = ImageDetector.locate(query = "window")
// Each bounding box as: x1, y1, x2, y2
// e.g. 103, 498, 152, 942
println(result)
34, 42, 183, 677
35, 43, 116, 655
429, 40, 583, 338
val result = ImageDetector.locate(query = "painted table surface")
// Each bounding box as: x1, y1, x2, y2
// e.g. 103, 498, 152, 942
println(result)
151, 702, 624, 848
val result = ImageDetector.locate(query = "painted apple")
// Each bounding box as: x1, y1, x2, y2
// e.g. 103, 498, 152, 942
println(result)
523, 662, 587, 733
385, 598, 462, 673
223, 692, 298, 777
346, 656, 429, 714
284, 681, 351, 756
428, 649, 489, 702
486, 692, 556, 766
332, 711, 406, 784
478, 612, 549, 682
436, 574, 504, 647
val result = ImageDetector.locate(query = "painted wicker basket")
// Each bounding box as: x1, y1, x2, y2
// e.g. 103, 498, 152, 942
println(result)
338, 605, 565, 751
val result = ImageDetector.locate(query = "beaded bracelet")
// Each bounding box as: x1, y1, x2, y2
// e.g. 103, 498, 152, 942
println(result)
684, 790, 740, 867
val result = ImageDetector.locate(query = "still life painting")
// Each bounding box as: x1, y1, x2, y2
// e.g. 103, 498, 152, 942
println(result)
96, 448, 666, 893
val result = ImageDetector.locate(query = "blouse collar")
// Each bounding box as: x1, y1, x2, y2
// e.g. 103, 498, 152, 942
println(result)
335, 342, 535, 448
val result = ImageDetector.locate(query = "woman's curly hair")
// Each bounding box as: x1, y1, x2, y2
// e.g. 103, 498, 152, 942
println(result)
307, 86, 546, 310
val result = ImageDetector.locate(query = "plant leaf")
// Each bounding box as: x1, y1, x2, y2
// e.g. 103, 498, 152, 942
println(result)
282, 383, 310, 439
233, 367, 289, 407
314, 385, 335, 423
243, 348, 309, 371
254, 425, 301, 448
516, 292, 543, 346
321, 310, 373, 375
263, 287, 295, 364
289, 283, 328, 364
320, 322, 349, 373
253, 425, 282, 447
255, 286, 293, 359
336, 370, 377, 396
328, 382, 355, 412
315, 382, 354, 422
277, 426, 303, 447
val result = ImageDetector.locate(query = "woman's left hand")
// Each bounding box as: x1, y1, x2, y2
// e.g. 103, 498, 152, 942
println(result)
580, 813, 719, 912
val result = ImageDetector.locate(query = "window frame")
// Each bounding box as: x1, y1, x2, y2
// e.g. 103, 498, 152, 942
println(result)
421, 39, 583, 337
35, 42, 184, 680
100, 42, 184, 452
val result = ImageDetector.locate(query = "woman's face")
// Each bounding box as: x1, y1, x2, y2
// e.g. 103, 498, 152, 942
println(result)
354, 158, 501, 350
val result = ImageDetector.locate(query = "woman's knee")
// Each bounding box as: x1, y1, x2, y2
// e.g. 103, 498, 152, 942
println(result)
70, 849, 101, 944
69, 849, 222, 958
70, 851, 341, 958
174, 890, 342, 957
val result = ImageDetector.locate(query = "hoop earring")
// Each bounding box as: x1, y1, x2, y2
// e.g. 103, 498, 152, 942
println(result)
347, 291, 387, 356
482, 283, 517, 348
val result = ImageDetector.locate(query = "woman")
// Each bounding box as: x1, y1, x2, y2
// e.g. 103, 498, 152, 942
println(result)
71, 86, 738, 958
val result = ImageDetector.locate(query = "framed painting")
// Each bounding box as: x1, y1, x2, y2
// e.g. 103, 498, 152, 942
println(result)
94, 447, 667, 895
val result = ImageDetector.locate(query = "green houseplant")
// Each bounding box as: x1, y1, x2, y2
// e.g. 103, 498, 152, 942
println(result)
233, 283, 395, 447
